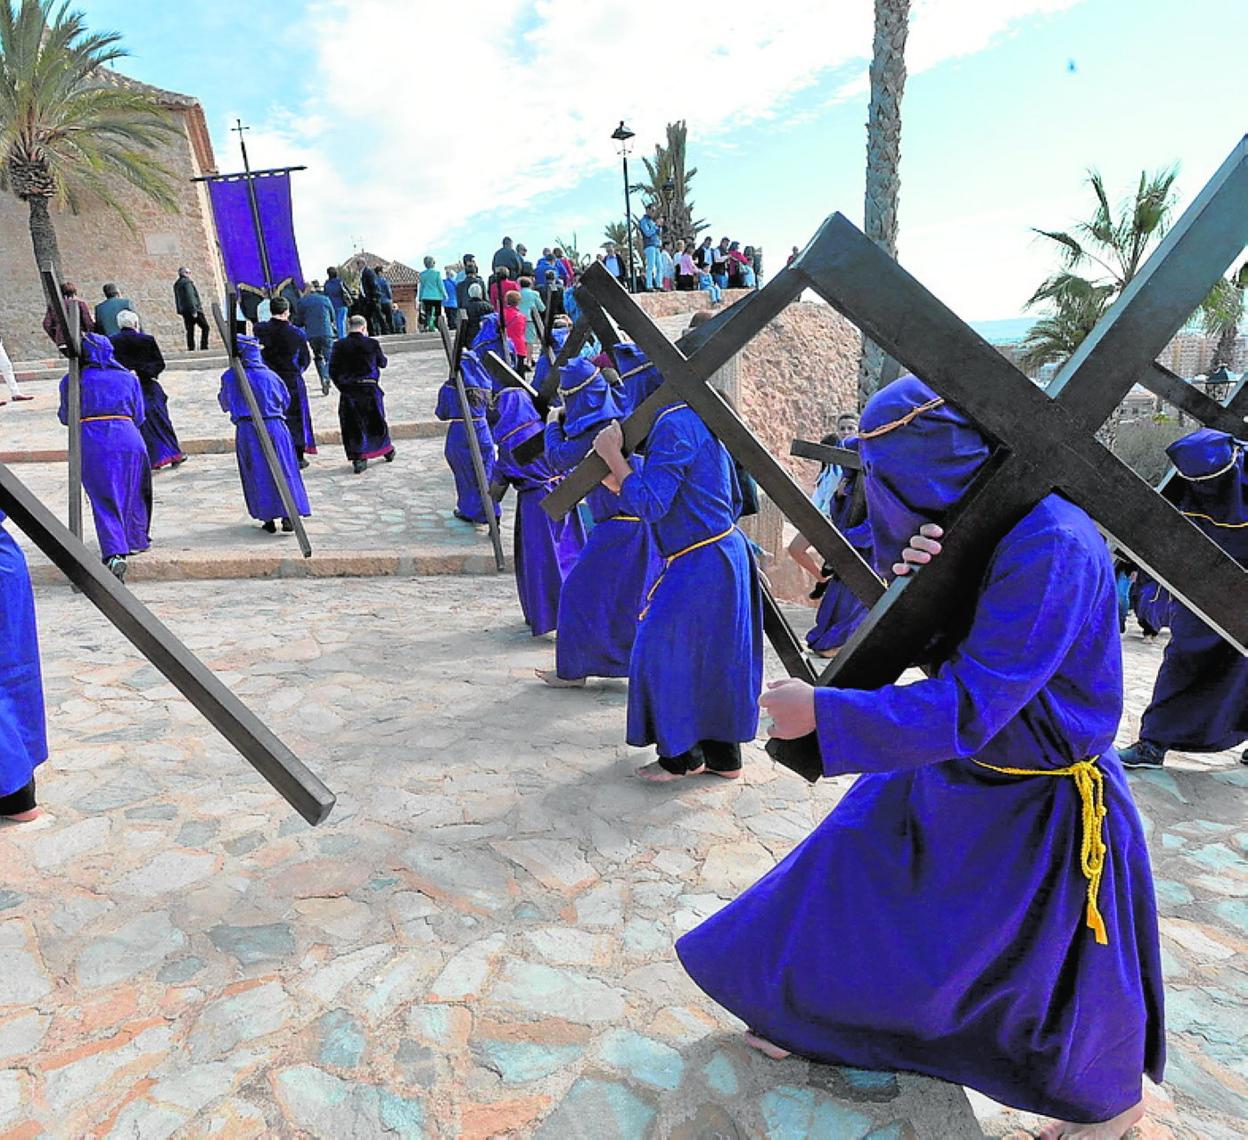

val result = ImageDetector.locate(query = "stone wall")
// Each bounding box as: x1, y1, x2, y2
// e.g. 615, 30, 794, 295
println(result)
0, 107, 222, 363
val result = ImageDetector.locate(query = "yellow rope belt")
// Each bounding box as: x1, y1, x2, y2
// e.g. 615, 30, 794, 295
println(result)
973, 757, 1109, 945
639, 526, 734, 620
81, 414, 131, 423
610, 515, 641, 522
1181, 510, 1248, 529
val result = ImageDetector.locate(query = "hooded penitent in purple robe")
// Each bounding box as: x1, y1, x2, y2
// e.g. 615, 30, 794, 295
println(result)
491, 387, 586, 636
544, 357, 662, 678
0, 511, 47, 816
1137, 428, 1247, 753
532, 325, 568, 397
434, 351, 499, 524
58, 333, 152, 560
109, 328, 186, 470
470, 313, 511, 386
677, 375, 1164, 1126
218, 337, 311, 524
1129, 571, 1172, 637
328, 331, 394, 462
615, 373, 763, 768
805, 436, 871, 654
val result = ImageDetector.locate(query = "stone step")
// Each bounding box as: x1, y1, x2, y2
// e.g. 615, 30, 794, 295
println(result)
27, 545, 512, 587
12, 331, 445, 383
0, 418, 447, 464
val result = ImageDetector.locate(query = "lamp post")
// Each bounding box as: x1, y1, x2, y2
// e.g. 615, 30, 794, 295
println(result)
611, 120, 636, 293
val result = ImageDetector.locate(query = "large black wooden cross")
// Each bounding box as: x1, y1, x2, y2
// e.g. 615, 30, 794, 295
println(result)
0, 467, 335, 827
543, 135, 1248, 781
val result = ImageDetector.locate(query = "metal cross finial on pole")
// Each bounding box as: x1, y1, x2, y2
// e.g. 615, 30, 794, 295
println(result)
231, 118, 275, 299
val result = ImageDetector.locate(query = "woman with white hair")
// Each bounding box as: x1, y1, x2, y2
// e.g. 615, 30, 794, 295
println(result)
110, 310, 186, 470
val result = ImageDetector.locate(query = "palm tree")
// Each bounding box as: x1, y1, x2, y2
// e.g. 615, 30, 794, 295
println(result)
858, 0, 911, 410
1026, 167, 1178, 446
0, 0, 178, 278
629, 120, 707, 250
1197, 260, 1246, 372
601, 219, 640, 267
552, 233, 587, 270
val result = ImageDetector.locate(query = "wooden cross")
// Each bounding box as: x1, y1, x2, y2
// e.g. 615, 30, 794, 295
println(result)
39, 270, 83, 541
790, 440, 863, 470
212, 296, 312, 558
0, 461, 334, 824
435, 312, 506, 571
544, 135, 1248, 782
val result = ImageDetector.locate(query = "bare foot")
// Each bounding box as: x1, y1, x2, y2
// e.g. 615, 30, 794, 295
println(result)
703, 768, 742, 780
1037, 1100, 1144, 1139
637, 760, 706, 783
1, 807, 41, 823
813, 646, 840, 659
744, 1031, 790, 1060
535, 668, 585, 688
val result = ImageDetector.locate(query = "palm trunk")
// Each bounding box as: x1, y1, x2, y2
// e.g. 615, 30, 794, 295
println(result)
858, 0, 910, 410
27, 195, 63, 280
1210, 322, 1238, 371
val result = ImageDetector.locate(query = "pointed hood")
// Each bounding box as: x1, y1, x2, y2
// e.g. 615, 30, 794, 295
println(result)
559, 357, 627, 438
1166, 428, 1247, 556
858, 375, 991, 575
492, 387, 544, 454
612, 342, 663, 406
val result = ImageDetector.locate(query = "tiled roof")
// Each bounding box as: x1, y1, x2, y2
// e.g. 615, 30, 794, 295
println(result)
342, 252, 420, 285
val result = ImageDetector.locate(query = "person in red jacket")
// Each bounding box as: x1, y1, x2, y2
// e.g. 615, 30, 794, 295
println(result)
502, 290, 528, 368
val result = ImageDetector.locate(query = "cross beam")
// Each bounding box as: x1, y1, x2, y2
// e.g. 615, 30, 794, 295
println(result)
790, 440, 863, 470
1137, 363, 1247, 435
0, 463, 336, 824
39, 270, 83, 540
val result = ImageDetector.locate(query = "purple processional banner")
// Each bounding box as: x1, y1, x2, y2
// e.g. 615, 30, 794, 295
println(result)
206, 170, 306, 301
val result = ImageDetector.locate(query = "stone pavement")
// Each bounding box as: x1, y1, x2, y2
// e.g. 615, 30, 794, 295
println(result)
0, 573, 1244, 1138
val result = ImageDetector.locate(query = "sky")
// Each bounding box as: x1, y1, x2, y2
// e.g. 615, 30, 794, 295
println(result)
74, 0, 1248, 324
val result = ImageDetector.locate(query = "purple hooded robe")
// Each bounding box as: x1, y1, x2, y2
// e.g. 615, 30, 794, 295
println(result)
58, 333, 152, 560
544, 356, 662, 678
677, 376, 1164, 1125
490, 387, 586, 636
217, 337, 311, 522
1138, 428, 1247, 752
0, 511, 46, 813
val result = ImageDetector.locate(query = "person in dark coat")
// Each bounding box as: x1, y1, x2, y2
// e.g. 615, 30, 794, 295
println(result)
460, 282, 494, 345
324, 266, 353, 339
255, 298, 316, 465
329, 315, 395, 473
358, 264, 388, 336
296, 282, 337, 394
110, 310, 186, 470
173, 268, 210, 350
94, 283, 134, 338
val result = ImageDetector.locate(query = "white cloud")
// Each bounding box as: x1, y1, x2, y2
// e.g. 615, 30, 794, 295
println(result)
238, 0, 1081, 274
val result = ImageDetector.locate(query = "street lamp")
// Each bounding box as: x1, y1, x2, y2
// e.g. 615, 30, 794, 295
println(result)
611, 120, 636, 293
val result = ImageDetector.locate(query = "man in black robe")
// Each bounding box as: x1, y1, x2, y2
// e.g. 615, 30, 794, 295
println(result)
329, 315, 395, 474
256, 298, 316, 465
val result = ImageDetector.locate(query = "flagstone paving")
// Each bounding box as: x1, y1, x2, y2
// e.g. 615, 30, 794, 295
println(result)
1, 576, 1244, 1138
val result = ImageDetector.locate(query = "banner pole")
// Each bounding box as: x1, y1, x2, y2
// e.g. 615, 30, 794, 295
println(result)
232, 119, 276, 300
